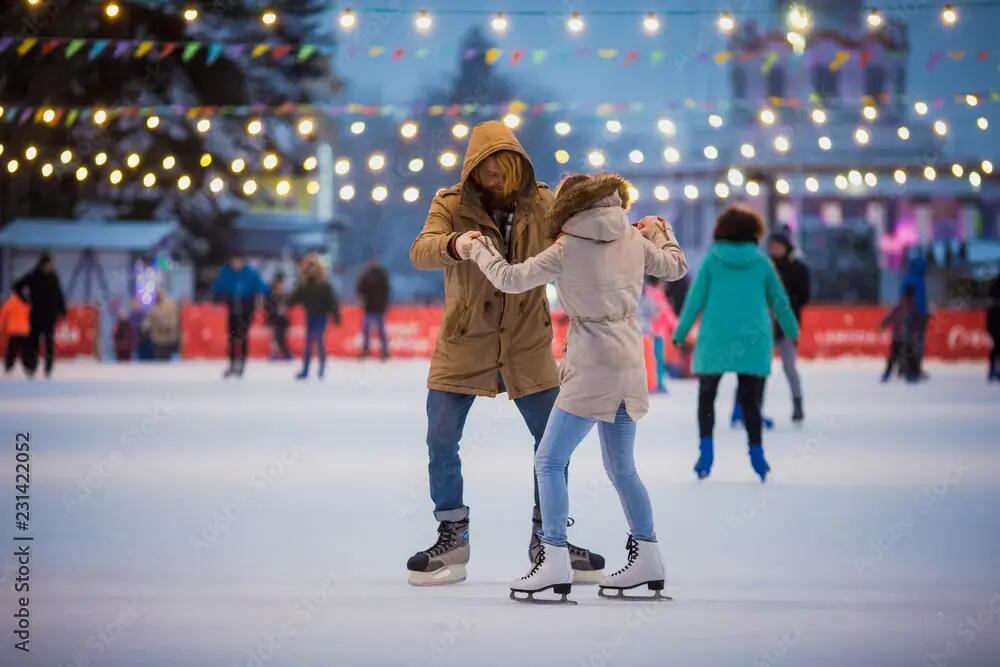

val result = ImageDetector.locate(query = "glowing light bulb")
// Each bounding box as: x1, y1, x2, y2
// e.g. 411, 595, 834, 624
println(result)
657, 118, 677, 137
629, 149, 644, 164
854, 127, 871, 145
6, 159, 18, 174
653, 185, 670, 202
41, 163, 54, 178
502, 113, 521, 129
683, 184, 699, 200
811, 108, 827, 125
371, 185, 388, 202
864, 172, 878, 187
965, 94, 979, 107
297, 118, 315, 137
862, 105, 878, 121
866, 8, 884, 30
717, 11, 736, 35
977, 117, 989, 131
969, 172, 982, 188
146, 115, 160, 130
982, 160, 994, 175
893, 169, 907, 184
775, 178, 790, 195
162, 155, 176, 170
642, 12, 661, 35
848, 170, 863, 186
715, 182, 730, 199
24, 146, 37, 161
773, 135, 790, 153
408, 158, 423, 173
491, 12, 509, 34
727, 168, 745, 187
818, 136, 832, 151
142, 172, 157, 188
941, 4, 958, 26
587, 150, 605, 167
740, 143, 756, 159
951, 163, 964, 178
230, 158, 246, 174
933, 120, 948, 136
663, 147, 680, 164
554, 121, 572, 136
400, 121, 419, 140
703, 145, 719, 160
746, 181, 761, 197
108, 168, 122, 184
183, 6, 198, 23
335, 158, 351, 175
759, 107, 778, 126
306, 181, 320, 196
414, 9, 433, 33
339, 8, 357, 31
276, 180, 291, 196
708, 114, 724, 128
60, 149, 73, 164
262, 153, 279, 171
42, 108, 56, 124
914, 100, 928, 116
367, 153, 385, 171
452, 123, 470, 139
403, 186, 420, 203
554, 150, 570, 165
94, 152, 108, 167
209, 177, 225, 193
303, 156, 318, 171
200, 153, 213, 168
786, 4, 812, 32
339, 184, 355, 201
566, 12, 585, 34
350, 121, 366, 135
177, 175, 192, 191
261, 9, 278, 27
805, 176, 819, 192
196, 118, 211, 134
104, 1, 121, 20
94, 109, 108, 126
923, 166, 937, 181
246, 118, 263, 136
439, 151, 458, 169
834, 174, 848, 190
605, 119, 622, 134
897, 125, 910, 140
242, 179, 258, 196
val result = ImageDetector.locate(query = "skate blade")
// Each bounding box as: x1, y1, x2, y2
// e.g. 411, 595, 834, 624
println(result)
509, 589, 577, 605
598, 581, 672, 602
572, 569, 605, 585
407, 564, 467, 587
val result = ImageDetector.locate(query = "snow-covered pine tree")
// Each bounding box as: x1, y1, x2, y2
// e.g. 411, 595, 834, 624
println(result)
0, 0, 340, 260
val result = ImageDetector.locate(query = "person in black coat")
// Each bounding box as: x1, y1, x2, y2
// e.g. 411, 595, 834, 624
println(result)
355, 256, 391, 360
265, 272, 292, 360
767, 231, 811, 421
289, 253, 341, 380
988, 275, 1000, 383
14, 252, 67, 378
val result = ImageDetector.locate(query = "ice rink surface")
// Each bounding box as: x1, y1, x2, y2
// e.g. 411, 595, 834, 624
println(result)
1, 358, 999, 666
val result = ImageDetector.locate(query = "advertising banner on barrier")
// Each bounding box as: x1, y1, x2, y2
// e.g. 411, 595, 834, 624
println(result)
50, 304, 991, 361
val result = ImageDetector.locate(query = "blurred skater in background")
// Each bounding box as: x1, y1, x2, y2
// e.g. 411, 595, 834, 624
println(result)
289, 253, 341, 380
1, 288, 31, 375
989, 275, 1000, 383
881, 285, 924, 383
639, 275, 677, 394
211, 252, 269, 379
356, 255, 391, 360
14, 252, 67, 378
266, 272, 292, 361
673, 206, 799, 483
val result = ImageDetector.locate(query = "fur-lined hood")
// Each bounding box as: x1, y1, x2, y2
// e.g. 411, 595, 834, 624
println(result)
552, 173, 632, 242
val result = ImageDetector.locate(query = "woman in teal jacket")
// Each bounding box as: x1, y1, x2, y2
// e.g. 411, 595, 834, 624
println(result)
673, 206, 799, 482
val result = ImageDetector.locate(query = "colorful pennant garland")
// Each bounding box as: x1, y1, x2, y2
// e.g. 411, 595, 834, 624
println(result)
1, 35, 995, 70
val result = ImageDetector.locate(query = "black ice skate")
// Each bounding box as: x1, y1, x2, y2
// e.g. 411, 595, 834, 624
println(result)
510, 543, 576, 605
529, 510, 605, 584
598, 536, 672, 602
406, 518, 469, 586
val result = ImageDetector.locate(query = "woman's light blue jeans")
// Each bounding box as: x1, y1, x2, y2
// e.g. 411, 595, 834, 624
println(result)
535, 401, 656, 546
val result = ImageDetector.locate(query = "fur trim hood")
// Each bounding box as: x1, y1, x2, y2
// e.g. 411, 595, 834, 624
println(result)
552, 173, 632, 241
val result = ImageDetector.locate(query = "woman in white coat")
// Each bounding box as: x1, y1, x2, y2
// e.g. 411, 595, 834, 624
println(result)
457, 173, 688, 601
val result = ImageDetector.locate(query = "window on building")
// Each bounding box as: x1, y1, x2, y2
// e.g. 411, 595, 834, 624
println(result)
766, 67, 785, 98
812, 65, 838, 99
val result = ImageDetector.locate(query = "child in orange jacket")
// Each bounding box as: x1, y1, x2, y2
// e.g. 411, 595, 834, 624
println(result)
1, 291, 31, 374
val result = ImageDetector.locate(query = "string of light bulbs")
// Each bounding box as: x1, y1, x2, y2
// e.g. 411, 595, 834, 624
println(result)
15, 2, 999, 37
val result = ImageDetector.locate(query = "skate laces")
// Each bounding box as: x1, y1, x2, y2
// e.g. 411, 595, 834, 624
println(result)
610, 536, 640, 577
425, 521, 460, 557
522, 544, 546, 579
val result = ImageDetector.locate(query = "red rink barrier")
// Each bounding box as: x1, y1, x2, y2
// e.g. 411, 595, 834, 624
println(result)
54, 305, 99, 358
47, 304, 991, 361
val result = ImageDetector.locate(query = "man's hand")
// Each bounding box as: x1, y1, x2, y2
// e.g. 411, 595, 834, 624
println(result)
636, 216, 666, 240
455, 231, 483, 259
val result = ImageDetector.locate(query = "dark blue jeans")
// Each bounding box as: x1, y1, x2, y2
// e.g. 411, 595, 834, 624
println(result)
426, 385, 559, 521
301, 315, 327, 373
362, 312, 388, 358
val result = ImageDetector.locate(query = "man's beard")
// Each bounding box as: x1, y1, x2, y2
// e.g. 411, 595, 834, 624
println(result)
481, 187, 516, 210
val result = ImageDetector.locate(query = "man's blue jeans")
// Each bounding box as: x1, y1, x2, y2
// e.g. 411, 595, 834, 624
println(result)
535, 402, 656, 546
426, 386, 559, 522
362, 312, 389, 358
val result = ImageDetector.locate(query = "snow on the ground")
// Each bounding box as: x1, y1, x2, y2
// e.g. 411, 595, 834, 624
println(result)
0, 358, 999, 666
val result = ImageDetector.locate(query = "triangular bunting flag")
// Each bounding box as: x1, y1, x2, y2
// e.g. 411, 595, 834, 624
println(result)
650, 50, 665, 65
926, 52, 942, 70
65, 38, 86, 59
206, 44, 223, 65
415, 47, 430, 58
623, 50, 638, 65
88, 39, 108, 60
0, 37, 13, 56
136, 41, 155, 59
298, 45, 316, 61
252, 44, 270, 58
532, 50, 547, 64
714, 51, 733, 65
946, 50, 965, 60
17, 38, 38, 57
65, 109, 79, 126
159, 42, 178, 59
761, 51, 779, 73
42, 39, 63, 56
392, 47, 406, 60
485, 48, 502, 64
598, 49, 617, 59
113, 40, 132, 59
271, 45, 292, 59
829, 50, 850, 71
510, 49, 523, 65
182, 42, 200, 62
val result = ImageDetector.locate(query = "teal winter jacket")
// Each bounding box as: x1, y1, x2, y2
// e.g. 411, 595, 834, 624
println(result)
673, 242, 799, 376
